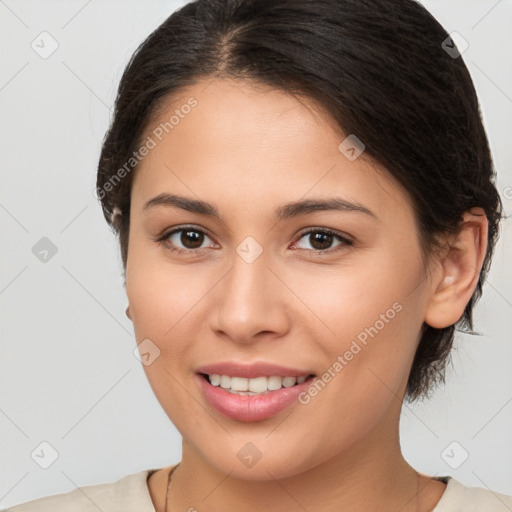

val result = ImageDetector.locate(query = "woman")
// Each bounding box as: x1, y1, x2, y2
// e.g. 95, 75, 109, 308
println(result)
5, 0, 511, 510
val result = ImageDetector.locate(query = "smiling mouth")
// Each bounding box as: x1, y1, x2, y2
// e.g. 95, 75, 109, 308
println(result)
200, 373, 316, 395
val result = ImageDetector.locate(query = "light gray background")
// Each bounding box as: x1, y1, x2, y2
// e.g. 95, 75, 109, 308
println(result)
1, 0, 511, 508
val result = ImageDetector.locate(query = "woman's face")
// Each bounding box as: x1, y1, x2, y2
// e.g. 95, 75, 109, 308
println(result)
125, 77, 433, 480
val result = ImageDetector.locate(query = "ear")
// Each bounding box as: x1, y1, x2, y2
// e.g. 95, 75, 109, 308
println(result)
424, 208, 488, 329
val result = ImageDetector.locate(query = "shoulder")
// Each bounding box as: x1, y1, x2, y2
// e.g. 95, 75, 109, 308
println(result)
2, 468, 159, 512
434, 476, 512, 512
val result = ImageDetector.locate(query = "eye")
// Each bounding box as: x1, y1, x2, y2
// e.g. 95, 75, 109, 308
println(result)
156, 225, 216, 255
156, 225, 353, 256
292, 228, 353, 254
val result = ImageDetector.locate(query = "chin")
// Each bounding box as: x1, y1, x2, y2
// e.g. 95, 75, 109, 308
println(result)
189, 432, 324, 482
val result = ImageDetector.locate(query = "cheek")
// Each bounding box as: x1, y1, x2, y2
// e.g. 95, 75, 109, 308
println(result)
292, 249, 424, 402
125, 247, 203, 428
125, 239, 210, 340
289, 249, 421, 346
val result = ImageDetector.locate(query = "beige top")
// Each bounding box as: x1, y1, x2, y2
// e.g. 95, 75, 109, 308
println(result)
3, 469, 512, 511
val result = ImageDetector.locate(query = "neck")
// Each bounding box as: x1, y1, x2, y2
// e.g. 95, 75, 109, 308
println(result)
165, 407, 442, 512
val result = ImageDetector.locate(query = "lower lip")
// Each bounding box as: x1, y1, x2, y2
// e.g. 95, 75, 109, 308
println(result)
197, 374, 315, 422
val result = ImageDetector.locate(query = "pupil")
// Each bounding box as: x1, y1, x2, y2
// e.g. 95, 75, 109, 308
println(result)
182, 230, 203, 249
311, 232, 332, 250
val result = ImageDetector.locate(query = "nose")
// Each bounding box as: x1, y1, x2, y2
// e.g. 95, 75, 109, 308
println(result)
210, 245, 290, 344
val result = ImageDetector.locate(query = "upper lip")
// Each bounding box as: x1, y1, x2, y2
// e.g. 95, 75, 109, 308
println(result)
196, 361, 315, 379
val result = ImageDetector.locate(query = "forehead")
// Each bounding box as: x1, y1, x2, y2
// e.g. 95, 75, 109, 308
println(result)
131, 77, 414, 225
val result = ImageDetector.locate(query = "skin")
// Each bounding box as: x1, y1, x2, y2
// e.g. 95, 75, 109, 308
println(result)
123, 77, 488, 512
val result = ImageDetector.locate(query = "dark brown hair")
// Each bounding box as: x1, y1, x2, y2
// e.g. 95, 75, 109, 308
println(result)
96, 0, 503, 402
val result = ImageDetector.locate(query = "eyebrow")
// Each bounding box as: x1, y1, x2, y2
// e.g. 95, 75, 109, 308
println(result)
142, 193, 377, 221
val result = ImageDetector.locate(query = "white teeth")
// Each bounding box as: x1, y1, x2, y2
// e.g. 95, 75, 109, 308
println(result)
248, 376, 268, 393
207, 374, 309, 394
267, 376, 282, 391
230, 377, 248, 391
282, 376, 297, 387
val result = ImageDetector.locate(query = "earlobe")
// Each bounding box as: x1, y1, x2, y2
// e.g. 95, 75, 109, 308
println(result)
424, 208, 488, 329
126, 306, 132, 320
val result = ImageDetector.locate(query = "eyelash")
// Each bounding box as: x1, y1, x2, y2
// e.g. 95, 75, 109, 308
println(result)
155, 225, 354, 256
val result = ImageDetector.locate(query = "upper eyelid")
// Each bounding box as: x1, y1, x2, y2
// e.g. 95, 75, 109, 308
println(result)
298, 227, 352, 240
164, 225, 215, 241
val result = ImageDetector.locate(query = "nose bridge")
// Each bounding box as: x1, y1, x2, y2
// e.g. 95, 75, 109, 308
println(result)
211, 237, 287, 341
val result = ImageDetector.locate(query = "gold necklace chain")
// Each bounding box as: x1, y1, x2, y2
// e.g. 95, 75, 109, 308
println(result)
164, 463, 180, 512
164, 464, 422, 512
416, 470, 421, 512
